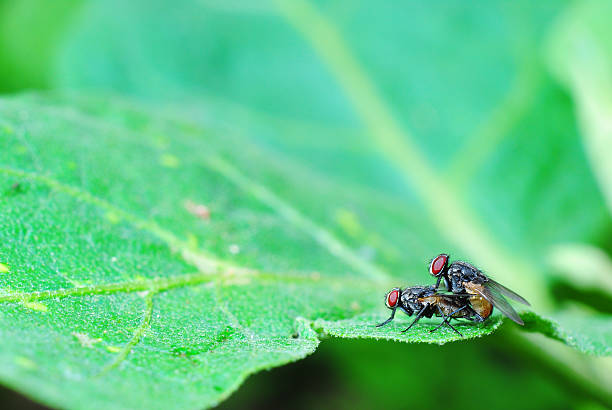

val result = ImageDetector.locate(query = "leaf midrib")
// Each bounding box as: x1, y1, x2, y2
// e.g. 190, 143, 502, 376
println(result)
0, 268, 380, 303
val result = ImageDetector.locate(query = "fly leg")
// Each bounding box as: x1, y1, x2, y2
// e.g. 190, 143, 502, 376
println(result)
444, 306, 467, 337
430, 306, 466, 337
434, 275, 443, 290
459, 304, 482, 322
401, 305, 428, 333
430, 305, 449, 333
473, 312, 485, 323
376, 308, 396, 327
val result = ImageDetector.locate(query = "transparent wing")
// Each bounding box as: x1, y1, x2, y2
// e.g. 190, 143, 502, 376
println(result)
486, 278, 530, 306
466, 282, 524, 325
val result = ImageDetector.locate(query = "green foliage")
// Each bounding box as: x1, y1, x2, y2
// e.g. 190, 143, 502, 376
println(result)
0, 0, 83, 92
55, 0, 609, 279
1, 0, 612, 409
0, 94, 362, 409
0, 93, 507, 408
0, 90, 609, 409
548, 0, 612, 212
523, 311, 612, 356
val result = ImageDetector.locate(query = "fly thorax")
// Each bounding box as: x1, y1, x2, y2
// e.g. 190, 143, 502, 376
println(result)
450, 275, 464, 292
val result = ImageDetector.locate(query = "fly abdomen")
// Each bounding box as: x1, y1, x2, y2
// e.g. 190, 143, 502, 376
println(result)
464, 282, 494, 320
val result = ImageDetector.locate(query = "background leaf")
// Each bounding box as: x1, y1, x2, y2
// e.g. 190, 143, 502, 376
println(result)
0, 0, 83, 92
548, 0, 612, 214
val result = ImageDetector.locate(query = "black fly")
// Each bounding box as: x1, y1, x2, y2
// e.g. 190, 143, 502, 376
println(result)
376, 285, 485, 337
428, 254, 530, 325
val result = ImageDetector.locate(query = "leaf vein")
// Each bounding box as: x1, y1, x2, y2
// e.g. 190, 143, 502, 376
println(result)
0, 271, 385, 303
97, 291, 156, 376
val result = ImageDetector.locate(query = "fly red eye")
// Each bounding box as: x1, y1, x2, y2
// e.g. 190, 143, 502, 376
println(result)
429, 254, 448, 276
386, 289, 399, 308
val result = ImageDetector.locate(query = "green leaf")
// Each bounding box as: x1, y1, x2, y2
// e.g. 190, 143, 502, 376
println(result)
2, 0, 612, 408
522, 311, 612, 356
0, 93, 504, 409
319, 310, 612, 357
1, 90, 611, 409
316, 314, 503, 344
547, 244, 612, 298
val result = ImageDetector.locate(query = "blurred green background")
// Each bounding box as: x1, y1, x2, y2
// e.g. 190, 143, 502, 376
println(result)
2, 0, 612, 409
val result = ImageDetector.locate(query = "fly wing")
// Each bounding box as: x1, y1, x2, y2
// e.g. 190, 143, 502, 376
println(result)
486, 278, 530, 306
466, 282, 524, 325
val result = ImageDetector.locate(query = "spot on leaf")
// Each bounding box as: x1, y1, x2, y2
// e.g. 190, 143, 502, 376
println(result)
184, 200, 210, 220
72, 332, 102, 348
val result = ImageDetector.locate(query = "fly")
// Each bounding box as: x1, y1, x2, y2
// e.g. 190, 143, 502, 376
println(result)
428, 254, 530, 325
376, 285, 485, 337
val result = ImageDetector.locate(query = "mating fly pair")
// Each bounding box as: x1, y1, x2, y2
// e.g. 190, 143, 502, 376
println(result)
377, 254, 530, 336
